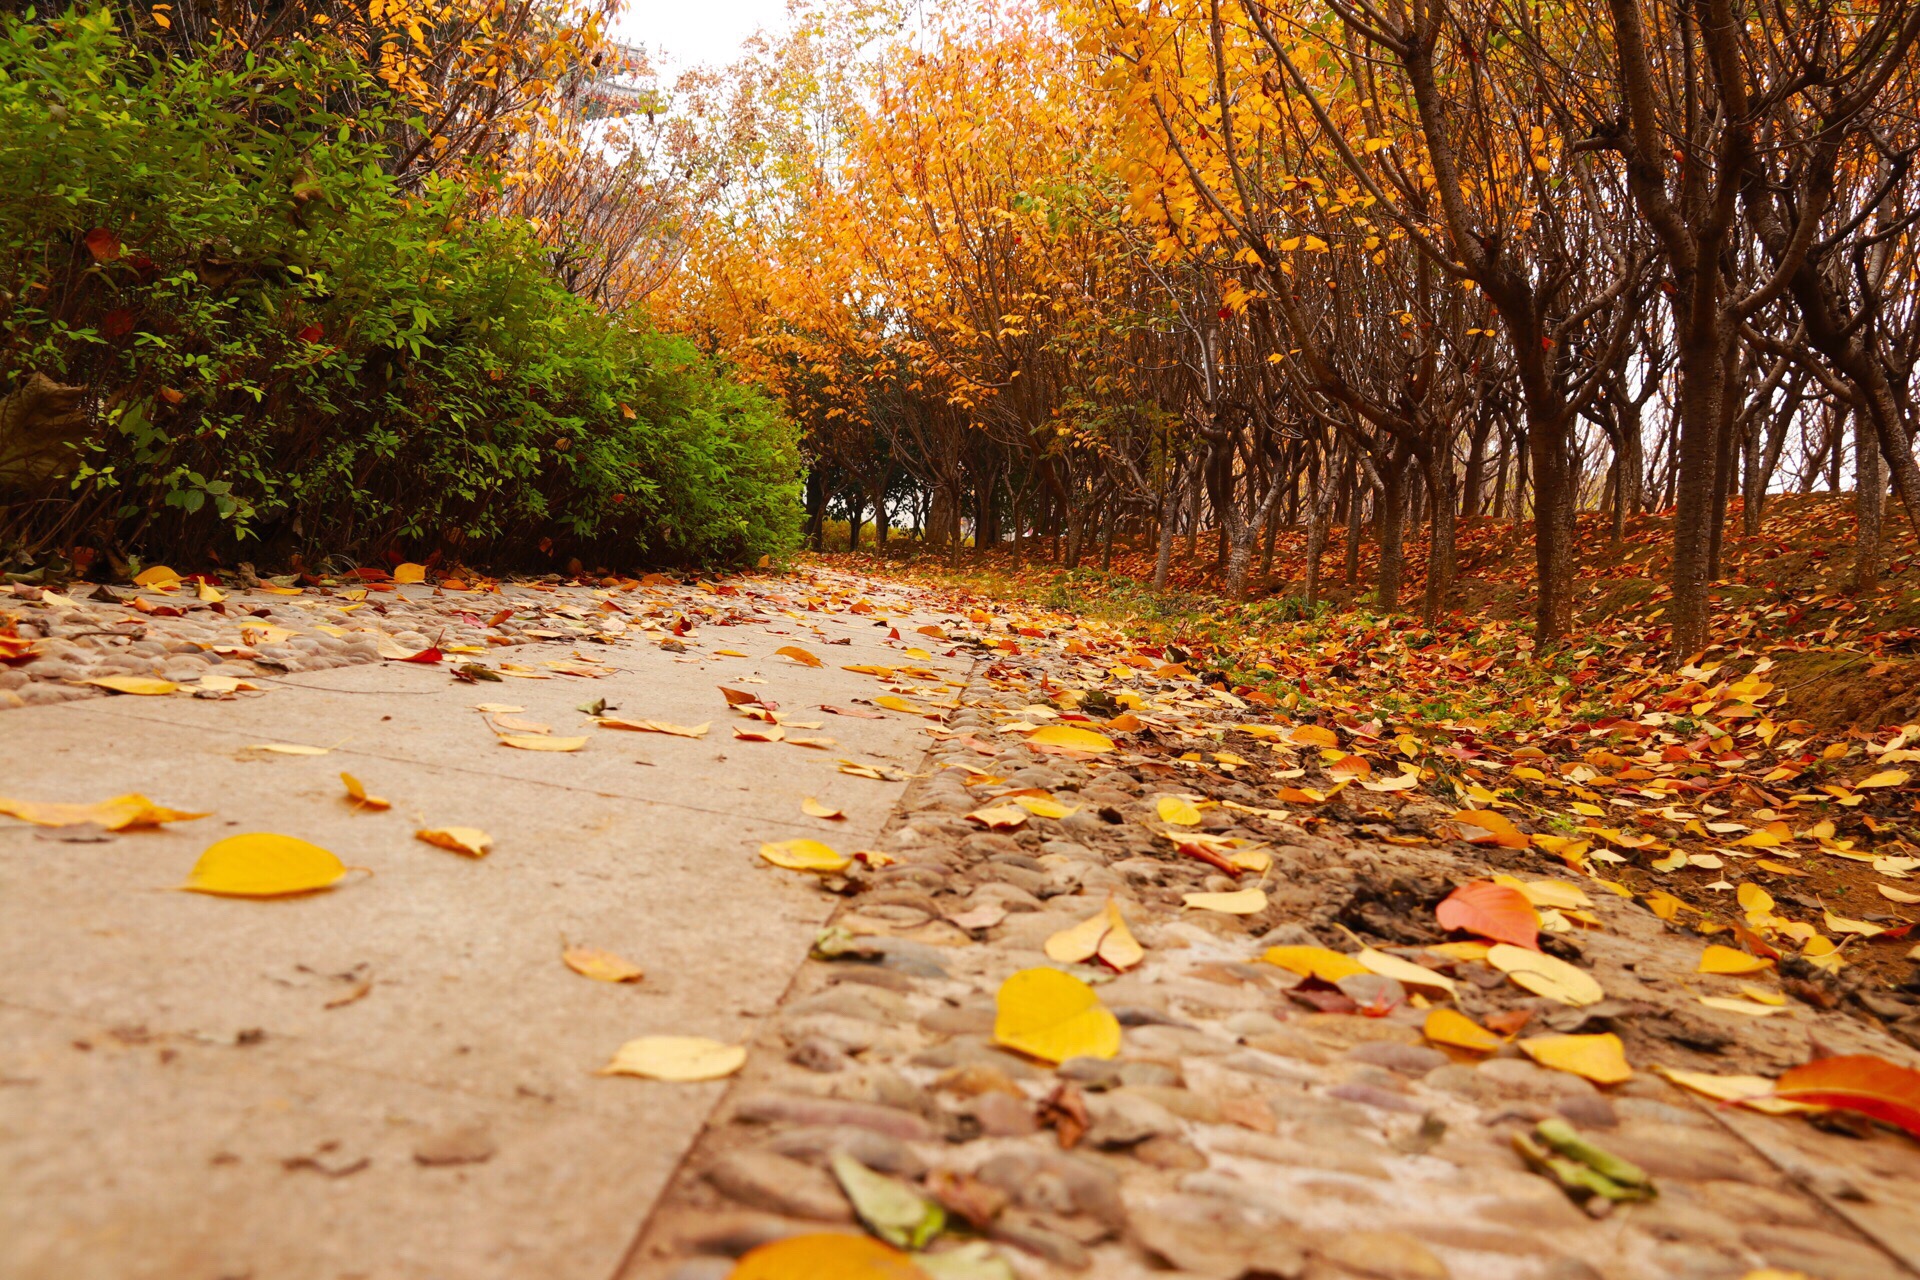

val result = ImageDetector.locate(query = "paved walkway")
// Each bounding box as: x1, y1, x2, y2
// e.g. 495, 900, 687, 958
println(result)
0, 571, 962, 1280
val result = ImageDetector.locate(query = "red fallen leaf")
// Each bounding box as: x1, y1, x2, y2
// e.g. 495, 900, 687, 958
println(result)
820, 704, 884, 719
1177, 841, 1243, 878
1771, 1055, 1920, 1138
297, 324, 324, 343
100, 308, 135, 338
399, 647, 443, 664
83, 227, 120, 262
1435, 881, 1540, 951
347, 567, 392, 581
487, 609, 514, 627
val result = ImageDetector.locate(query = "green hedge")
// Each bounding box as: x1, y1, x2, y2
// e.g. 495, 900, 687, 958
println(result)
0, 7, 800, 570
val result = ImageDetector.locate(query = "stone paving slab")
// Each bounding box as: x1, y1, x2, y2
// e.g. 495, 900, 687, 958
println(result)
0, 572, 964, 1280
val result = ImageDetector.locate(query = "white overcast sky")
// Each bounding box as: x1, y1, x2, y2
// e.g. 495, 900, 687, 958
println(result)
614, 1, 794, 74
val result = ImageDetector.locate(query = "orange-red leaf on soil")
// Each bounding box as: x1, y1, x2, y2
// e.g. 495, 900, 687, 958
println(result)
1435, 880, 1540, 951
1770, 1055, 1920, 1138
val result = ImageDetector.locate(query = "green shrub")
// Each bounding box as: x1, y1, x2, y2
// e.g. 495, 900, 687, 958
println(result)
0, 7, 800, 570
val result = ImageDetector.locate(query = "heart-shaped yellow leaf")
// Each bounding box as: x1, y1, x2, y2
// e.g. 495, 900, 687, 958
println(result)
393, 562, 428, 584
801, 797, 846, 820
340, 773, 391, 811
776, 645, 824, 667
760, 838, 851, 873
85, 675, 177, 696
1182, 887, 1267, 915
600, 1035, 745, 1081
1488, 943, 1604, 1005
1157, 795, 1203, 826
1026, 724, 1116, 754
416, 827, 491, 858
500, 734, 587, 752
564, 946, 644, 983
993, 967, 1121, 1064
133, 565, 182, 587
182, 833, 348, 897
1519, 1032, 1633, 1084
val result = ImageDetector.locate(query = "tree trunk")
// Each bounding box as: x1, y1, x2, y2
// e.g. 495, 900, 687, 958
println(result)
1527, 411, 1576, 642
1853, 409, 1883, 592
1304, 457, 1337, 605
1668, 336, 1729, 658
872, 474, 890, 551
805, 471, 827, 551
1377, 450, 1407, 611
1153, 479, 1179, 591
1422, 439, 1457, 623
1344, 473, 1365, 586
847, 496, 865, 552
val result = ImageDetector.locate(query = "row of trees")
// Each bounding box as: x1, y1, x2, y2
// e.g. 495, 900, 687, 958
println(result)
659, 0, 1920, 654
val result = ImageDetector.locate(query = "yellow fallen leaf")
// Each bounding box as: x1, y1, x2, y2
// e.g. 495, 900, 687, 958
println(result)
1492, 876, 1592, 911
1289, 724, 1339, 748
1739, 985, 1787, 1006
1026, 724, 1116, 754
598, 717, 709, 738
132, 565, 181, 587
1488, 943, 1605, 1006
1097, 900, 1144, 971
1823, 908, 1884, 937
1424, 1008, 1503, 1054
600, 1035, 745, 1081
181, 833, 349, 897
417, 826, 491, 858
993, 967, 1120, 1064
733, 725, 785, 742
500, 735, 587, 752
760, 838, 851, 873
340, 773, 391, 811
1698, 996, 1785, 1017
873, 695, 924, 715
1700, 944, 1773, 975
1453, 808, 1530, 850
1157, 795, 1203, 826
776, 645, 823, 667
1012, 795, 1076, 819
0, 793, 207, 831
1855, 769, 1911, 789
966, 805, 1029, 830
1519, 1032, 1632, 1085
1356, 947, 1458, 996
1644, 889, 1688, 920
393, 562, 428, 584
786, 735, 837, 749
249, 743, 330, 756
1045, 908, 1110, 964
1182, 887, 1268, 915
564, 946, 644, 983
197, 581, 224, 603
84, 675, 177, 696
1877, 883, 1920, 905
1654, 1066, 1818, 1115
1425, 940, 1492, 962
801, 798, 846, 820
1264, 945, 1369, 982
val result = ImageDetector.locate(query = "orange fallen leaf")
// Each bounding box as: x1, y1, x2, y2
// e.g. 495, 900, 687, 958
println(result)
1435, 880, 1540, 950
564, 946, 644, 983
1770, 1054, 1920, 1138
